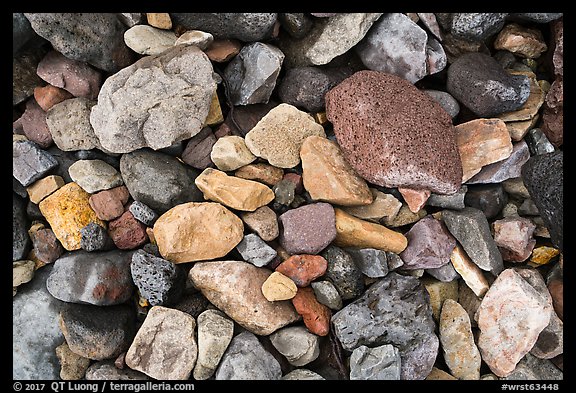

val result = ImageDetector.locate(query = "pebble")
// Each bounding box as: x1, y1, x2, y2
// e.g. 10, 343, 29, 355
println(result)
494, 23, 547, 58
236, 233, 277, 267
447, 52, 530, 117
282, 369, 325, 380
153, 202, 243, 263
321, 245, 364, 300
240, 206, 279, 241
108, 210, 148, 250
192, 309, 234, 380
497, 71, 545, 122
449, 13, 508, 41
46, 98, 101, 152
493, 216, 537, 262
449, 245, 490, 297
426, 261, 461, 283
439, 299, 481, 380
345, 248, 389, 278
301, 135, 373, 206
180, 126, 217, 170
310, 280, 343, 310
326, 70, 462, 195
55, 341, 91, 380
342, 188, 402, 222
525, 128, 556, 156
13, 140, 58, 187
30, 227, 64, 265
195, 168, 275, 211
59, 303, 135, 360
175, 30, 213, 49
85, 361, 148, 380
291, 286, 331, 336
464, 184, 508, 219
261, 271, 298, 301
68, 159, 123, 194
275, 254, 328, 287
128, 201, 158, 226
278, 13, 314, 39
13, 260, 35, 291
531, 309, 563, 360
235, 163, 284, 186
125, 306, 197, 380
189, 261, 300, 335
426, 185, 467, 210
423, 90, 460, 118
467, 140, 530, 184
146, 13, 172, 29
215, 331, 281, 380
476, 268, 553, 377
27, 174, 65, 204
400, 216, 456, 270
503, 353, 562, 380
270, 325, 320, 366
123, 25, 177, 55
350, 344, 401, 380
421, 277, 459, 321
90, 45, 216, 153
204, 38, 242, 62
210, 135, 256, 171
80, 223, 114, 252
20, 98, 52, 148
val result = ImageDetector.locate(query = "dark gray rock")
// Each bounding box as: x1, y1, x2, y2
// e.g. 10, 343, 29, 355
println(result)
525, 128, 556, 156
531, 310, 563, 360
426, 262, 461, 282
321, 245, 364, 300
85, 360, 149, 380
345, 248, 389, 278
223, 42, 284, 106
80, 222, 114, 252
180, 127, 217, 170
24, 13, 133, 72
447, 52, 530, 117
119, 149, 203, 214
467, 141, 531, 184
273, 179, 296, 206
494, 50, 518, 69
450, 13, 508, 41
386, 252, 405, 271
130, 249, 185, 306
442, 207, 504, 275
350, 344, 401, 380
170, 13, 277, 42
117, 13, 143, 28
332, 272, 438, 380
521, 151, 563, 250
423, 90, 460, 119
128, 201, 159, 226
13, 44, 47, 105
503, 353, 563, 380
45, 146, 77, 183
235, 233, 277, 267
47, 250, 135, 306
510, 13, 563, 23
59, 303, 136, 360
31, 228, 64, 265
464, 184, 508, 219
426, 185, 467, 210
278, 13, 314, 39
13, 140, 58, 187
13, 177, 28, 198
75, 149, 120, 170
13, 13, 39, 55
518, 199, 539, 216
13, 193, 31, 261
400, 216, 456, 270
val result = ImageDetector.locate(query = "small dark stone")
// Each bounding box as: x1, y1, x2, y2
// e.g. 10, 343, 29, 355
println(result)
171, 291, 211, 319
80, 223, 115, 252
128, 201, 159, 226
180, 127, 217, 170
525, 128, 555, 156
273, 179, 296, 206
450, 13, 508, 41
13, 140, 58, 187
345, 248, 389, 278
75, 150, 120, 170
13, 193, 31, 261
31, 228, 64, 264
278, 13, 314, 39
464, 183, 508, 219
426, 185, 467, 210
321, 245, 364, 300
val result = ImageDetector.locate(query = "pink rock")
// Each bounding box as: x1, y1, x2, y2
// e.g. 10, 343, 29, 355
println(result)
398, 187, 431, 213
89, 186, 130, 221
34, 84, 73, 111
493, 217, 536, 262
108, 210, 148, 250
20, 98, 53, 148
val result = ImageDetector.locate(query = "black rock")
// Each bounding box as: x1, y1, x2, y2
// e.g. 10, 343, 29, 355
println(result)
509, 13, 563, 23
45, 145, 77, 183
13, 193, 31, 261
13, 43, 48, 106
464, 183, 508, 219
172, 292, 212, 319
75, 149, 121, 170
278, 13, 314, 39
525, 128, 556, 156
450, 13, 508, 41
321, 246, 364, 300
13, 13, 39, 55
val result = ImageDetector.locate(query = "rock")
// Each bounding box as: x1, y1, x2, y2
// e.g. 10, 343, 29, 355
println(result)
119, 149, 203, 214
215, 331, 281, 380
13, 140, 58, 187
55, 342, 91, 380
236, 233, 277, 267
321, 246, 364, 301
80, 222, 114, 252
189, 261, 300, 335
20, 98, 52, 149
192, 309, 234, 380
400, 216, 456, 270
426, 367, 458, 380
205, 38, 242, 62
494, 23, 547, 58
117, 13, 143, 27
498, 71, 545, 124
13, 265, 66, 379
447, 53, 530, 117
235, 163, 284, 186
421, 277, 459, 322
210, 136, 256, 171
46, 97, 102, 152
262, 271, 298, 301
525, 128, 555, 156
13, 12, 39, 55
511, 13, 563, 23
180, 126, 217, 170
13, 194, 31, 261
30, 228, 64, 265
332, 272, 438, 380
326, 70, 463, 194
439, 299, 481, 380
245, 103, 326, 168
175, 30, 214, 49
493, 217, 536, 262
382, 202, 426, 228
36, 50, 102, 99
13, 46, 47, 105
272, 179, 296, 206
333, 208, 408, 254
464, 184, 508, 220
423, 90, 460, 119
123, 25, 176, 55
13, 260, 35, 292
300, 136, 373, 206
541, 79, 563, 147
426, 185, 467, 210
128, 201, 158, 226
279, 13, 382, 67
275, 254, 327, 287
467, 140, 530, 184
270, 326, 320, 366
153, 202, 243, 263
195, 168, 275, 211
503, 353, 562, 380
68, 159, 123, 194
529, 246, 560, 267
477, 268, 553, 377
507, 115, 540, 142
345, 248, 389, 278
282, 369, 325, 380
310, 280, 342, 310
291, 287, 331, 336
85, 361, 148, 380
398, 188, 431, 214
450, 13, 508, 41
278, 13, 314, 39
278, 202, 336, 255
125, 306, 197, 380
350, 344, 401, 380
223, 42, 284, 105
442, 207, 504, 275
90, 45, 216, 153
27, 174, 65, 204
531, 310, 563, 360
59, 304, 135, 360
547, 278, 563, 321
342, 188, 402, 222
449, 245, 490, 297
145, 13, 171, 29
240, 206, 279, 242
108, 210, 148, 250
426, 262, 460, 283
522, 152, 563, 250
131, 249, 184, 306
550, 19, 563, 77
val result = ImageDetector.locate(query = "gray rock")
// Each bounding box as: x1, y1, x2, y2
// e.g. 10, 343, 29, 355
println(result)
119, 149, 203, 214
510, 13, 563, 23
450, 13, 508, 41
531, 310, 563, 360
447, 52, 530, 117
423, 90, 460, 119
128, 201, 159, 226
85, 361, 149, 380
47, 250, 135, 306
282, 369, 325, 380
272, 179, 296, 206
464, 184, 508, 220
332, 272, 438, 380
278, 13, 314, 39
45, 146, 78, 183
270, 326, 320, 366
426, 185, 467, 210
131, 249, 185, 306
13, 140, 58, 187
386, 252, 405, 271
170, 13, 277, 42
321, 246, 364, 300
525, 128, 556, 156
13, 193, 31, 261
310, 280, 343, 310
80, 223, 114, 252
494, 50, 518, 69
522, 151, 563, 250
215, 331, 282, 380
13, 265, 66, 379
90, 45, 216, 153
193, 309, 234, 380
60, 303, 136, 360
13, 13, 39, 55
46, 98, 102, 152
224, 42, 284, 106
68, 159, 123, 193
235, 233, 277, 267
518, 199, 539, 216
442, 207, 504, 275
13, 45, 47, 105
426, 36, 447, 75
426, 262, 461, 282
467, 141, 531, 184
345, 248, 389, 278
350, 344, 401, 380
24, 13, 133, 72
13, 177, 28, 198
180, 126, 217, 170
503, 353, 562, 380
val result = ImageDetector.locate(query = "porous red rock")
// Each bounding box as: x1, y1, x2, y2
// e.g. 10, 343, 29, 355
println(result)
108, 211, 148, 250
88, 186, 130, 221
291, 287, 331, 336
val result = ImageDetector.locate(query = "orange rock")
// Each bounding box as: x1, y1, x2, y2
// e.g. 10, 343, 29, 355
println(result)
449, 244, 489, 297
205, 39, 242, 62
494, 23, 547, 59
26, 175, 65, 204
398, 187, 431, 213
146, 13, 172, 29
33, 85, 73, 111
291, 287, 331, 336
275, 255, 328, 287
234, 163, 284, 186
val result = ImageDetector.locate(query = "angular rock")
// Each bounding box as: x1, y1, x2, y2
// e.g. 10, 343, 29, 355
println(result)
125, 306, 197, 380
13, 194, 31, 261
345, 248, 389, 278
449, 245, 490, 297
272, 179, 296, 206
108, 210, 148, 250
547, 278, 563, 321
531, 310, 563, 360
55, 341, 91, 380
310, 280, 342, 310
189, 261, 300, 335
240, 206, 279, 242
192, 309, 234, 380
525, 128, 555, 156
507, 115, 540, 142
235, 163, 284, 187
426, 185, 467, 210
464, 183, 508, 220
343, 188, 402, 222
270, 326, 320, 366
467, 140, 530, 184
426, 367, 458, 380
498, 71, 545, 123
300, 135, 373, 206
291, 287, 331, 336
530, 246, 560, 267
494, 23, 547, 58
541, 79, 563, 147
236, 233, 277, 267
68, 159, 123, 194
205, 38, 242, 62
278, 13, 314, 39
13, 140, 58, 187
13, 12, 39, 55
326, 70, 463, 194
131, 249, 184, 306
400, 216, 456, 270
398, 187, 431, 214
85, 361, 148, 380
175, 30, 214, 49
282, 369, 325, 380
180, 126, 217, 170
80, 223, 114, 252
421, 277, 459, 322
503, 353, 563, 380
13, 260, 35, 292
321, 246, 364, 301
128, 201, 158, 226
30, 227, 64, 265
90, 45, 216, 153
350, 344, 401, 380
88, 185, 130, 222
20, 98, 52, 149
450, 13, 508, 41
275, 254, 327, 287
27, 174, 65, 204
493, 216, 537, 262
423, 90, 460, 119
123, 25, 177, 55
210, 135, 256, 171
262, 271, 298, 301
426, 262, 460, 283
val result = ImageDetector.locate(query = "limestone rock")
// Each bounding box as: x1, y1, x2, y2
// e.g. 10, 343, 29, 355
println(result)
68, 159, 123, 194
236, 233, 277, 267
261, 271, 298, 301
210, 136, 256, 171
192, 309, 234, 380
123, 25, 177, 55
46, 98, 102, 152
269, 326, 320, 366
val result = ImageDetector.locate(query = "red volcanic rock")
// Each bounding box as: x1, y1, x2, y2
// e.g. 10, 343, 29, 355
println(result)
275, 254, 328, 287
291, 287, 331, 336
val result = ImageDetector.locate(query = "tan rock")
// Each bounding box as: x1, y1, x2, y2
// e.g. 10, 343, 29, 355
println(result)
426, 367, 457, 380
498, 71, 545, 122
494, 23, 547, 59
506, 114, 539, 142
146, 13, 172, 29
422, 276, 459, 321
342, 188, 402, 222
56, 342, 91, 380
205, 38, 242, 62
245, 103, 326, 168
234, 163, 284, 186
398, 187, 431, 213
123, 25, 177, 56
455, 118, 513, 182
300, 136, 372, 206
449, 244, 489, 297
153, 202, 243, 263
26, 175, 65, 204
189, 261, 301, 335
210, 135, 256, 171
39, 182, 106, 251
240, 206, 279, 241
458, 283, 482, 327
381, 204, 427, 228
175, 30, 214, 50
195, 168, 275, 211
262, 271, 298, 301
13, 260, 35, 291
333, 208, 407, 254
204, 92, 224, 126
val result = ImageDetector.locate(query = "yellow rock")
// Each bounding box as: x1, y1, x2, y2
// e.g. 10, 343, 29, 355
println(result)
450, 244, 489, 297
234, 163, 284, 186
38, 182, 105, 251
313, 111, 328, 125
505, 114, 539, 142
261, 271, 298, 301
204, 92, 224, 126
529, 246, 560, 267
333, 208, 407, 254
146, 13, 172, 29
422, 276, 459, 321
27, 175, 65, 204
195, 168, 275, 212
153, 202, 244, 263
